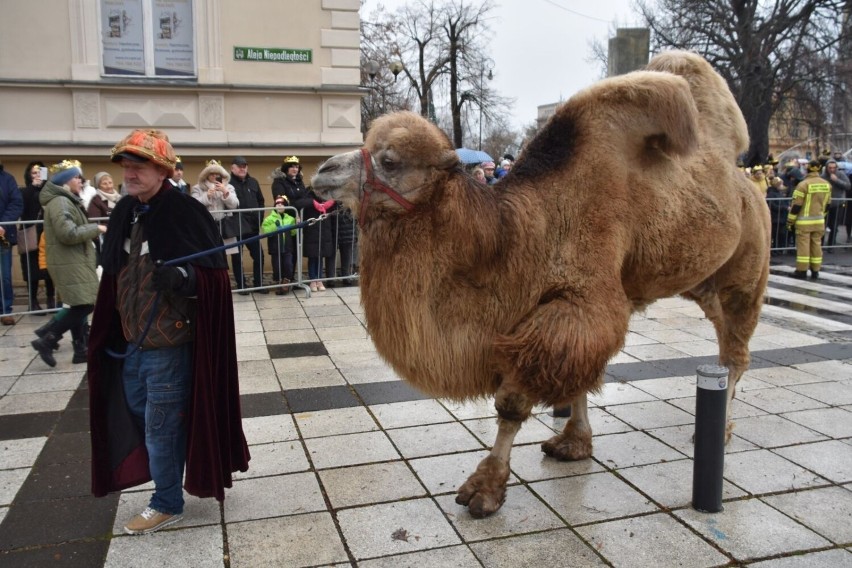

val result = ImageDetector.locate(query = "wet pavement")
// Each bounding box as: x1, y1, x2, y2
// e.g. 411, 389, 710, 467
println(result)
0, 254, 851, 567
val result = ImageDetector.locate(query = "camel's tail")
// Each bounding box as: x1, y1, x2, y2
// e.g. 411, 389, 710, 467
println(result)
645, 51, 749, 161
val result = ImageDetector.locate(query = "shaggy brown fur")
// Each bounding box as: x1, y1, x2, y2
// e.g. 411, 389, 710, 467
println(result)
312, 51, 770, 518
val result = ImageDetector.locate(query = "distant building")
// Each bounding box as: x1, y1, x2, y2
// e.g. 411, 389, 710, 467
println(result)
0, 0, 365, 193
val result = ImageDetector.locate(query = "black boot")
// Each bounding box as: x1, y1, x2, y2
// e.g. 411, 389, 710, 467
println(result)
34, 321, 61, 350
71, 323, 89, 364
792, 270, 807, 279
810, 270, 820, 280
32, 333, 59, 367
46, 297, 56, 310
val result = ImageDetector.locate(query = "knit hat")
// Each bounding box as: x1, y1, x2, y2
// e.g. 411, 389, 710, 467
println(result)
481, 161, 495, 169
93, 171, 112, 190
49, 159, 83, 186
110, 129, 177, 174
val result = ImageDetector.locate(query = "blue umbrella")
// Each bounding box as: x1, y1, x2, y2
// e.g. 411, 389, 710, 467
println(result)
456, 148, 493, 165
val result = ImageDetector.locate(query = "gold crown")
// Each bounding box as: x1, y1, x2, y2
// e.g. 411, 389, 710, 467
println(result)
175, 155, 183, 163
283, 155, 300, 165
205, 159, 221, 167
48, 159, 82, 175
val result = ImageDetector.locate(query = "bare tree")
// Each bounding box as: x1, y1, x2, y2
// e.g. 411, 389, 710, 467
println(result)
361, 0, 511, 148
636, 0, 849, 166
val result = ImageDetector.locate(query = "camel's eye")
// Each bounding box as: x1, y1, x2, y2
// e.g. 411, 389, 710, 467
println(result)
380, 157, 398, 171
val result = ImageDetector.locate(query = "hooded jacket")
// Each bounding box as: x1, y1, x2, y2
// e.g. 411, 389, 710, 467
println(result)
39, 181, 100, 305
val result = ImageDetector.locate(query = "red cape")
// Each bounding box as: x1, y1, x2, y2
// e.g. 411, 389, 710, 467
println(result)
88, 189, 249, 500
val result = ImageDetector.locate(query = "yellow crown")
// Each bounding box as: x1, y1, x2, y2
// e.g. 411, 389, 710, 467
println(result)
205, 159, 221, 168
175, 155, 183, 163
49, 159, 82, 175
283, 155, 300, 165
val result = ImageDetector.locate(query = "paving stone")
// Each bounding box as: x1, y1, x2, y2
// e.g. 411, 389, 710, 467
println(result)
2, 540, 110, 568
0, 412, 58, 441
577, 512, 729, 568
773, 440, 852, 483
723, 449, 827, 494
468, 529, 607, 567
105, 525, 223, 568
359, 545, 482, 568
319, 461, 426, 508
618, 459, 746, 508
530, 472, 657, 525
227, 512, 348, 567
746, 548, 852, 567
676, 498, 830, 561
285, 384, 360, 412
591, 431, 686, 469
224, 472, 326, 524
336, 498, 461, 559
304, 430, 400, 469
0, 493, 119, 549
762, 486, 852, 544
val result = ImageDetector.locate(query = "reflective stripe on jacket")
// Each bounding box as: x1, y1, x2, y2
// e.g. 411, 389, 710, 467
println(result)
787, 174, 830, 227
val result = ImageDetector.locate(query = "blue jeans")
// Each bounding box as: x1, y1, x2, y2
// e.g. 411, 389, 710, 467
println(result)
0, 246, 13, 314
0, 247, 15, 314
122, 343, 192, 515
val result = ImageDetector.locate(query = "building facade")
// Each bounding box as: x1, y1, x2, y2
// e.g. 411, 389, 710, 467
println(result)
0, 0, 365, 194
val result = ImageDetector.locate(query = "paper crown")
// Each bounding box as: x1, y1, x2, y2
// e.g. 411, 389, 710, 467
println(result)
48, 159, 82, 176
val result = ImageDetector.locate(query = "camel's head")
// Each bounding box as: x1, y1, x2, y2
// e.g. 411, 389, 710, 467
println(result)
312, 111, 459, 223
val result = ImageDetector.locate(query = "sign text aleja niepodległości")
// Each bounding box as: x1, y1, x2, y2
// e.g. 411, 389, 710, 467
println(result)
233, 47, 312, 63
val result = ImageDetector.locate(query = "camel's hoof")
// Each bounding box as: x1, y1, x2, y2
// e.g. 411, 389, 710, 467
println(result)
541, 432, 592, 461
455, 456, 509, 518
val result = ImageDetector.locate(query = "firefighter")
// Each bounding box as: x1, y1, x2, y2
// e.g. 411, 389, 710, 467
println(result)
786, 160, 831, 279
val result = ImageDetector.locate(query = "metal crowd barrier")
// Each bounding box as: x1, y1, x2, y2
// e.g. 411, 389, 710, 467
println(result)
766, 196, 851, 256
0, 203, 359, 316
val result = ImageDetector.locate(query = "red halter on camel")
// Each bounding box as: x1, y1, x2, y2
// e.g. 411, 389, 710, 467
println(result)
358, 148, 415, 227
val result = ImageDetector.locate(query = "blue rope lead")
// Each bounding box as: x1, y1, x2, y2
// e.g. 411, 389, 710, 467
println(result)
105, 212, 337, 359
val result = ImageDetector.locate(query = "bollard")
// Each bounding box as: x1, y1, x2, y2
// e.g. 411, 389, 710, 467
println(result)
692, 364, 728, 513
549, 405, 572, 418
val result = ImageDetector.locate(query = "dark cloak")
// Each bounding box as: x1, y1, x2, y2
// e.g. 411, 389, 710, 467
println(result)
88, 182, 250, 500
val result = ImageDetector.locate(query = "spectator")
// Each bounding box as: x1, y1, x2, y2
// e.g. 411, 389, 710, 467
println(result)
89, 128, 249, 535
19, 161, 55, 313
272, 156, 334, 292
750, 164, 768, 196
0, 160, 24, 325
472, 167, 487, 184
261, 196, 296, 295
496, 158, 513, 179
229, 156, 265, 294
168, 157, 189, 194
190, 160, 239, 249
787, 160, 831, 279
30, 160, 104, 366
766, 176, 789, 253
481, 161, 498, 185
87, 172, 123, 266
821, 159, 850, 249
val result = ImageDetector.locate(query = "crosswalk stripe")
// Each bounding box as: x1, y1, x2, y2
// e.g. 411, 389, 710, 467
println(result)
763, 269, 852, 329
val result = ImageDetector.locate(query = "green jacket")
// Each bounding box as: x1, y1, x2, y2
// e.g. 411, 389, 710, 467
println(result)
40, 181, 101, 305
261, 209, 297, 251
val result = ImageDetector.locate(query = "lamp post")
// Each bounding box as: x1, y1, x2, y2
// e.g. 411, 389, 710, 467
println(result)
364, 60, 380, 128
479, 67, 492, 151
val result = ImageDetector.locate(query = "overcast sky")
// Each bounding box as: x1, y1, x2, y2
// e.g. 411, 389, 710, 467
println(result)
360, 0, 639, 129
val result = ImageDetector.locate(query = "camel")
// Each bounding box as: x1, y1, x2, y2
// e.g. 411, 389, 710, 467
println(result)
311, 51, 770, 518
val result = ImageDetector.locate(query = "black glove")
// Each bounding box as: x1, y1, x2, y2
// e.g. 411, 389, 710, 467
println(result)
152, 265, 188, 292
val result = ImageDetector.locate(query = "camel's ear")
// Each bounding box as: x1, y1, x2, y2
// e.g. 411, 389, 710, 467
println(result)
437, 149, 460, 170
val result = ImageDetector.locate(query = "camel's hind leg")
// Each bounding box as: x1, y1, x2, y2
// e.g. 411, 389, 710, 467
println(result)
541, 390, 594, 460
685, 274, 766, 438
456, 387, 535, 518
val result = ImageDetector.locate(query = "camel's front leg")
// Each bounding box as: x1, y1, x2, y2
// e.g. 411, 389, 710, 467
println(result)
456, 390, 534, 518
541, 390, 593, 460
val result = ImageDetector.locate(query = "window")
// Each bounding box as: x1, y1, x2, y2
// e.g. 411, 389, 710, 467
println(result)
100, 0, 195, 78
